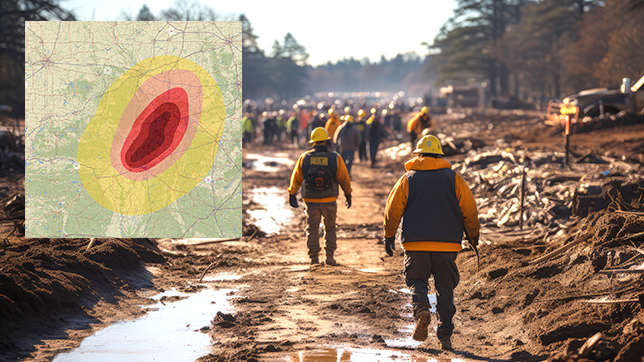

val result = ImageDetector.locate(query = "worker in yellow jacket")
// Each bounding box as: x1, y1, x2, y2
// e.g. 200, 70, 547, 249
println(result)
289, 127, 352, 266
383, 134, 479, 350
407, 106, 434, 150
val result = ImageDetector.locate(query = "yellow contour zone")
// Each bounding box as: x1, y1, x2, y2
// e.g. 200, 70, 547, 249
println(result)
77, 55, 225, 215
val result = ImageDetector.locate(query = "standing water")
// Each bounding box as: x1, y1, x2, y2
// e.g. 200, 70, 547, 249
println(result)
53, 288, 233, 362
244, 153, 294, 172
247, 186, 296, 235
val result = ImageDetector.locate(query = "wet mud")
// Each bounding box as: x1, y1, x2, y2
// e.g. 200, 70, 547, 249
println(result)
1, 111, 644, 361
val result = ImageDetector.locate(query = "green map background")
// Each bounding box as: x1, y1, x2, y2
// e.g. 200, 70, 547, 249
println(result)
25, 21, 242, 238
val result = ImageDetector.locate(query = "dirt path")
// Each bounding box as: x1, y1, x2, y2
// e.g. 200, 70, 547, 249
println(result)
201, 148, 547, 361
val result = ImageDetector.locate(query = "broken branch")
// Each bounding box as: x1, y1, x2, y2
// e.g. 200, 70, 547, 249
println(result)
529, 234, 590, 265
614, 210, 644, 216
599, 269, 644, 274
198, 262, 217, 283
187, 238, 241, 246
581, 299, 639, 304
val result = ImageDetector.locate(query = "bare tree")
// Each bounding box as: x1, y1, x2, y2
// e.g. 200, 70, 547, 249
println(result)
1, 0, 75, 62
119, 4, 156, 21
0, 0, 75, 112
158, 0, 218, 21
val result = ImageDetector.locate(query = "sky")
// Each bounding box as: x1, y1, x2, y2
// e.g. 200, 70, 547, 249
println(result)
63, 0, 458, 66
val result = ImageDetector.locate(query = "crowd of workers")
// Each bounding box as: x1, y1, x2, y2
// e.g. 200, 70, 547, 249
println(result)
242, 104, 420, 168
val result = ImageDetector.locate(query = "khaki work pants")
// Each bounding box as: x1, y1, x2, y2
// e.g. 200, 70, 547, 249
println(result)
305, 202, 337, 260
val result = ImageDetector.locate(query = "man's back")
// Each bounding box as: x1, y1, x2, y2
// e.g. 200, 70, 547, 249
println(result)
335, 122, 360, 151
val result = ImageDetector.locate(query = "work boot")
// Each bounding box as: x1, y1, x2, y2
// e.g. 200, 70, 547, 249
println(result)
325, 257, 338, 266
439, 337, 452, 351
325, 251, 339, 266
412, 309, 431, 341
310, 257, 319, 265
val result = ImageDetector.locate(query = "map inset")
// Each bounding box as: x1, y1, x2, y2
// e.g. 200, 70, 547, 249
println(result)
25, 21, 242, 238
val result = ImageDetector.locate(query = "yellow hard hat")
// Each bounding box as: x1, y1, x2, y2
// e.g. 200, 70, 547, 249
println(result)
340, 115, 346, 121
420, 106, 429, 115
309, 127, 331, 143
345, 115, 354, 123
329, 108, 335, 116
344, 106, 351, 113
370, 108, 376, 114
358, 109, 365, 117
413, 134, 444, 155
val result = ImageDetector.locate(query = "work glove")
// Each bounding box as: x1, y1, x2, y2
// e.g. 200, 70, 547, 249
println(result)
345, 194, 352, 209
289, 194, 298, 208
384, 237, 395, 256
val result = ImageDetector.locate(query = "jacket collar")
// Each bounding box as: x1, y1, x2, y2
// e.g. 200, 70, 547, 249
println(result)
404, 156, 452, 171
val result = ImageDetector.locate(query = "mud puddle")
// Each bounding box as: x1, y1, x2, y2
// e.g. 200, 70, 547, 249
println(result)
53, 288, 234, 362
247, 186, 295, 235
244, 153, 294, 172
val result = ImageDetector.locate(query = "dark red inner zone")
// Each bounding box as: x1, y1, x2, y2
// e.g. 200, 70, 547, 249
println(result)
121, 88, 189, 172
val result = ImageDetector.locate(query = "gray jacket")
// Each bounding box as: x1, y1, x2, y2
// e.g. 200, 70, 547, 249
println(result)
334, 121, 360, 152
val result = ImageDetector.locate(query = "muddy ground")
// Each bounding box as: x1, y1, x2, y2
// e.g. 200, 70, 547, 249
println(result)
1, 110, 644, 361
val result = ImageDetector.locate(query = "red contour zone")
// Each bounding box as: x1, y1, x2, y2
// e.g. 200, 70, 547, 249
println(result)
121, 87, 189, 172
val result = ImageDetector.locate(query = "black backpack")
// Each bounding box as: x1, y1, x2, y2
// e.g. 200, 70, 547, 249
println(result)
301, 150, 338, 199
305, 166, 334, 191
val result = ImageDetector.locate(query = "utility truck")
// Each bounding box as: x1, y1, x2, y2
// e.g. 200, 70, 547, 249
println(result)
546, 74, 644, 125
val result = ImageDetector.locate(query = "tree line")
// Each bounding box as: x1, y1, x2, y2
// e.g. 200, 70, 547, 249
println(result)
429, 0, 644, 102
242, 14, 432, 101
2, 0, 643, 113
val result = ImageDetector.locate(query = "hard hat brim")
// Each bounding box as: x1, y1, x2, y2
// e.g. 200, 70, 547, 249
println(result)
412, 148, 444, 155
309, 136, 330, 143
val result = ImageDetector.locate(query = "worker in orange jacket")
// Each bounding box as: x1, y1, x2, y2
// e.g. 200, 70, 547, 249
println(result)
383, 134, 479, 350
324, 108, 342, 152
289, 127, 352, 266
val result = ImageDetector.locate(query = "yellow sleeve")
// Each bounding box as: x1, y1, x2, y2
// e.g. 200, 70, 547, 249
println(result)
455, 173, 480, 238
407, 115, 419, 133
383, 174, 409, 238
335, 154, 352, 195
288, 155, 305, 195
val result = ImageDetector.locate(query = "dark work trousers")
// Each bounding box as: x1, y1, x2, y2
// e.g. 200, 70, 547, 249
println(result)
369, 138, 380, 166
358, 141, 368, 162
404, 251, 459, 340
